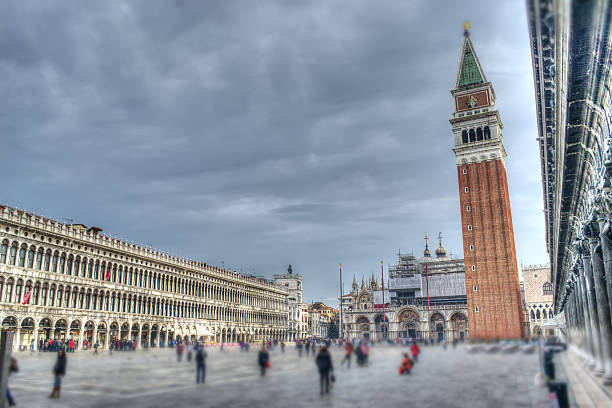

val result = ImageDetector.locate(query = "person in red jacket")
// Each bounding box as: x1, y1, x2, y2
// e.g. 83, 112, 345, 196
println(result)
411, 342, 419, 362
340, 341, 353, 368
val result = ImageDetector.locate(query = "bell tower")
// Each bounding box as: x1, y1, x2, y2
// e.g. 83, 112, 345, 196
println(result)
449, 23, 524, 339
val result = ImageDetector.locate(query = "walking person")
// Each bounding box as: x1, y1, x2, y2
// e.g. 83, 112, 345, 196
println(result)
315, 345, 333, 395
411, 342, 419, 362
399, 353, 412, 375
49, 350, 67, 399
340, 341, 353, 368
195, 346, 207, 384
6, 357, 18, 406
258, 346, 270, 376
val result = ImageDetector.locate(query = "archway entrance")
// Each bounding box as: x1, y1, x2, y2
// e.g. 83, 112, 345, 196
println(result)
54, 319, 67, 340
97, 322, 107, 347
38, 318, 51, 342
151, 324, 158, 348
450, 313, 467, 340
374, 315, 389, 340
109, 322, 119, 345
430, 313, 444, 342
141, 324, 149, 348
70, 320, 81, 343
120, 323, 129, 341
397, 309, 420, 339
84, 321, 95, 346
355, 316, 370, 339
20, 318, 35, 348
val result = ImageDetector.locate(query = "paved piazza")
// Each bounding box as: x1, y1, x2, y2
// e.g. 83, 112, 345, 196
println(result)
9, 345, 549, 407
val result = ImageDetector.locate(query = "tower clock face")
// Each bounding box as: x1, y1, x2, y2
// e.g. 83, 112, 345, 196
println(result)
467, 95, 478, 108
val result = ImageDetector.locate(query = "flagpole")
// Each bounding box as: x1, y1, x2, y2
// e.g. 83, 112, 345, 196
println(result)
381, 260, 385, 338
339, 264, 343, 340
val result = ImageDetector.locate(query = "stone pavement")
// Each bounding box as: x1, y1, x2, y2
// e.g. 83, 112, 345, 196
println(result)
8, 344, 550, 408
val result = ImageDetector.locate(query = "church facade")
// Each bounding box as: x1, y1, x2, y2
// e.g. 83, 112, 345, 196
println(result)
342, 236, 468, 342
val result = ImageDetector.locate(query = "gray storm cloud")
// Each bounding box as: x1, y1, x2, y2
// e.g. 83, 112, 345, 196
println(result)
0, 0, 547, 303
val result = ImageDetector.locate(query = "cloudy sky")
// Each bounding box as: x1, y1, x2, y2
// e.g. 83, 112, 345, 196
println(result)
1, 0, 547, 305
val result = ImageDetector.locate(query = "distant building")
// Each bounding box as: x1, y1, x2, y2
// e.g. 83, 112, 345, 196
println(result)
521, 264, 554, 337
342, 235, 468, 342
273, 265, 303, 341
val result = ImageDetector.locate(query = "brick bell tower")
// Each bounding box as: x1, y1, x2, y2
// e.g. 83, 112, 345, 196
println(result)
450, 23, 524, 339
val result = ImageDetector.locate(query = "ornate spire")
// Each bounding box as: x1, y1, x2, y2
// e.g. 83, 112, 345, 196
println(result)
436, 232, 447, 258
424, 233, 431, 258
455, 22, 487, 88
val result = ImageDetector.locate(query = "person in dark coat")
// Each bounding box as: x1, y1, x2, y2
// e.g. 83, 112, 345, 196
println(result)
258, 346, 269, 376
195, 346, 207, 384
315, 345, 333, 395
49, 350, 67, 399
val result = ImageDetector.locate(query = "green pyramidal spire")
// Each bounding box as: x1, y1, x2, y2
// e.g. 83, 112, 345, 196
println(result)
456, 25, 486, 88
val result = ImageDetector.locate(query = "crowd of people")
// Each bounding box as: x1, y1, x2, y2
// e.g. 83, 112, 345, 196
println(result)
6, 335, 439, 405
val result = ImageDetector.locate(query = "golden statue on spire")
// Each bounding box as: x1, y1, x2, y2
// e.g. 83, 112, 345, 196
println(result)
464, 21, 470, 37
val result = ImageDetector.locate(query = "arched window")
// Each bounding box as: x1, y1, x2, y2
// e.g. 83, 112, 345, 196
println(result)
549, 309, 554, 319
469, 129, 476, 142
35, 248, 43, 269
14, 279, 23, 303
66, 256, 73, 275
484, 126, 491, 139
543, 282, 553, 295
530, 310, 535, 320
462, 130, 468, 144
51, 251, 58, 272
476, 127, 483, 141
58, 254, 65, 273
536, 309, 541, 320
27, 246, 35, 268
9, 243, 18, 265
44, 250, 51, 271
18, 244, 26, 267
92, 261, 97, 279
0, 240, 7, 263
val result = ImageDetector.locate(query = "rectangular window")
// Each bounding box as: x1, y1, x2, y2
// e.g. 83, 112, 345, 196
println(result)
473, 285, 477, 292
463, 168, 467, 175
471, 265, 476, 271
466, 205, 471, 212
469, 245, 474, 251
464, 187, 469, 193
468, 225, 473, 231
474, 306, 479, 312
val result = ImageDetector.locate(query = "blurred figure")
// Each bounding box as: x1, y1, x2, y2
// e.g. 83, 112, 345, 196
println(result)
195, 346, 207, 384
6, 357, 18, 406
305, 340, 311, 356
49, 350, 67, 399
411, 342, 420, 362
315, 345, 333, 395
296, 340, 303, 357
399, 353, 412, 375
176, 342, 185, 362
187, 343, 193, 362
280, 340, 285, 353
340, 341, 353, 368
258, 347, 270, 376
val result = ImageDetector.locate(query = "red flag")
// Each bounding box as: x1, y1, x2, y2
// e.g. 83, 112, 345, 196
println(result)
21, 287, 33, 305
105, 264, 112, 281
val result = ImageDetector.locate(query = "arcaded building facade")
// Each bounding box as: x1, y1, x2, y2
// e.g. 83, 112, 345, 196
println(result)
528, 0, 612, 384
521, 264, 554, 337
0, 205, 288, 351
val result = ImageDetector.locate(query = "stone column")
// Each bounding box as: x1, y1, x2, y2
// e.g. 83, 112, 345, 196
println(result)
583, 243, 604, 376
76, 322, 83, 351
600, 219, 612, 354
156, 326, 161, 348
578, 266, 596, 367
12, 328, 20, 352
137, 326, 142, 348
590, 239, 612, 384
